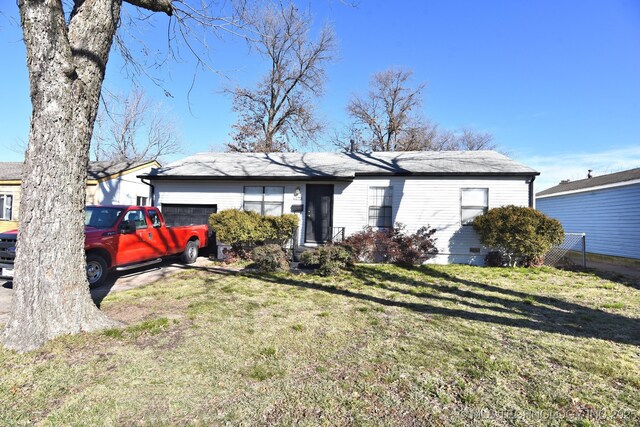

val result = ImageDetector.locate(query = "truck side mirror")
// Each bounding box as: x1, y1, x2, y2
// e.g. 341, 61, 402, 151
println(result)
119, 220, 135, 234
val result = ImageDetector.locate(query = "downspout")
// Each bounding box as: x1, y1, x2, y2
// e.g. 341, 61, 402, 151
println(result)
141, 178, 155, 207
528, 175, 536, 208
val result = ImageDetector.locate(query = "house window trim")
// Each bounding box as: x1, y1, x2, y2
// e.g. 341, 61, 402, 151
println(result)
368, 186, 393, 229
0, 194, 13, 221
460, 188, 489, 226
243, 185, 285, 216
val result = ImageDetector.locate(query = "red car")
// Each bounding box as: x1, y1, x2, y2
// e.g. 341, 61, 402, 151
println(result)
0, 205, 209, 287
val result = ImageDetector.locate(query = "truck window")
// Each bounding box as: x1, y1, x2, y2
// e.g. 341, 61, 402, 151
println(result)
123, 209, 148, 230
86, 207, 124, 229
148, 210, 162, 228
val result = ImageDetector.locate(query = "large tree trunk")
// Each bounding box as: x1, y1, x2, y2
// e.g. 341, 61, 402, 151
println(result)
2, 0, 124, 352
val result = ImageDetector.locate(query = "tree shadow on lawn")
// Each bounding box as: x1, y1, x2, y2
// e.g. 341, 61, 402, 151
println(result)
251, 265, 640, 346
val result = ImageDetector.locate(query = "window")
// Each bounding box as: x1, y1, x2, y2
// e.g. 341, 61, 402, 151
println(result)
243, 186, 284, 215
0, 194, 13, 221
368, 186, 393, 228
85, 207, 125, 229
148, 210, 162, 228
122, 209, 148, 230
461, 188, 488, 225
136, 196, 148, 206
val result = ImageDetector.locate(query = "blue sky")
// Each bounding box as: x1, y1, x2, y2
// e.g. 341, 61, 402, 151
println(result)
1, 0, 639, 190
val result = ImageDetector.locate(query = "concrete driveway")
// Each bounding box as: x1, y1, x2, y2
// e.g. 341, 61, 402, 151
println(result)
0, 256, 212, 326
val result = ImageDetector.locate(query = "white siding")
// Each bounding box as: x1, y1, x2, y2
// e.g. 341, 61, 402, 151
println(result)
155, 180, 310, 246
334, 176, 530, 265
155, 176, 531, 265
95, 165, 155, 205
537, 183, 640, 259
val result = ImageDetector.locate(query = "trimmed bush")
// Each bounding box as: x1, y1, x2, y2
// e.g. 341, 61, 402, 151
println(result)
472, 205, 564, 267
251, 244, 289, 272
209, 209, 299, 258
298, 245, 353, 276
342, 224, 438, 266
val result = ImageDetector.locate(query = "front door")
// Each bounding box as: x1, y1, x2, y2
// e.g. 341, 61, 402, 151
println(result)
305, 184, 333, 243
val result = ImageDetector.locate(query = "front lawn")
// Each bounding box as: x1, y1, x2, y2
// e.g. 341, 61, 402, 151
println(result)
1, 264, 638, 426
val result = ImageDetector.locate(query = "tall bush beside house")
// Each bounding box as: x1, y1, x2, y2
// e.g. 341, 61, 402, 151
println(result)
209, 209, 299, 259
472, 205, 564, 267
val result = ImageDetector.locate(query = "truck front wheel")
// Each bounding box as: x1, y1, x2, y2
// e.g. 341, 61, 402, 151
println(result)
86, 254, 108, 288
182, 240, 199, 264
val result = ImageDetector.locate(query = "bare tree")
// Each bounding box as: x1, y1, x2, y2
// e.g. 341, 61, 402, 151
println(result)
347, 68, 425, 152
3, 0, 246, 352
346, 67, 497, 152
454, 127, 496, 151
226, 2, 335, 153
93, 89, 182, 162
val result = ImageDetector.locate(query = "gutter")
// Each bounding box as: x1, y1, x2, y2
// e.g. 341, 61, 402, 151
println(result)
528, 175, 536, 208
140, 178, 155, 206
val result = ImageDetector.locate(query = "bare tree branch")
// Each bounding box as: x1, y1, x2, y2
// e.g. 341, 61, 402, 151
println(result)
225, 2, 335, 152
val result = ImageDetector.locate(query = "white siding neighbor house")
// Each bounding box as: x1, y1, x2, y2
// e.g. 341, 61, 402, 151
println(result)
536, 168, 640, 260
141, 151, 539, 265
0, 160, 159, 232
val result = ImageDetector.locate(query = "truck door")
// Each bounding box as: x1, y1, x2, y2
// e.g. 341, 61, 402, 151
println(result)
116, 209, 156, 264
146, 209, 171, 257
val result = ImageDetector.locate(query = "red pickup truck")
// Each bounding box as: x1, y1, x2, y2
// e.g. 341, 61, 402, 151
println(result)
0, 205, 208, 287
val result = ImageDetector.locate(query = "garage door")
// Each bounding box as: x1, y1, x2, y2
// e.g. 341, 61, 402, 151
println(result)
161, 204, 217, 253
162, 204, 217, 227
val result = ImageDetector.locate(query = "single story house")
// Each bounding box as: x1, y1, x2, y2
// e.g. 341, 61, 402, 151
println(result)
141, 151, 539, 265
0, 159, 159, 232
536, 167, 640, 260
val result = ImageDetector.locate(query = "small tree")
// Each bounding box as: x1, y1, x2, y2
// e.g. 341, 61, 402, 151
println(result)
472, 206, 564, 267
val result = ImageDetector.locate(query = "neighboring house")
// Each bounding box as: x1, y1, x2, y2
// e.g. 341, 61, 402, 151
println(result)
0, 159, 159, 232
141, 151, 539, 265
536, 168, 640, 260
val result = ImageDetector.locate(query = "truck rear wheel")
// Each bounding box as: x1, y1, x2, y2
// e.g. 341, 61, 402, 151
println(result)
86, 254, 108, 288
182, 240, 199, 264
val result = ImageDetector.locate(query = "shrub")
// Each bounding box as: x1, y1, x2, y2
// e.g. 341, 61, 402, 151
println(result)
472, 205, 564, 267
298, 245, 353, 276
209, 209, 299, 258
299, 249, 319, 268
342, 224, 438, 266
251, 244, 289, 272
316, 245, 353, 276
263, 214, 299, 246
391, 225, 438, 266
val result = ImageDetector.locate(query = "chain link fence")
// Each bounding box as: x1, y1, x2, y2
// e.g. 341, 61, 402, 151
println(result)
544, 232, 586, 267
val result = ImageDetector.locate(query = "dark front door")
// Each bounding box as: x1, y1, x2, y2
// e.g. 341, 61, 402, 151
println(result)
305, 184, 333, 243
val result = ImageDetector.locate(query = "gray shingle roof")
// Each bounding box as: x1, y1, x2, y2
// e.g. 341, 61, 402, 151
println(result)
0, 162, 23, 181
0, 160, 157, 181
536, 167, 640, 197
143, 151, 538, 180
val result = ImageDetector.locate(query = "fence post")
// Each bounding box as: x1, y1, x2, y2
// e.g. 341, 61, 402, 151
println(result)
582, 233, 587, 268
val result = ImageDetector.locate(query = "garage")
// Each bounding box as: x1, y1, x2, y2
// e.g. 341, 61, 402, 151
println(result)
161, 204, 217, 254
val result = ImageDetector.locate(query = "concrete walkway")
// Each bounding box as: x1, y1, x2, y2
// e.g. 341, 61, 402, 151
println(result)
0, 256, 213, 326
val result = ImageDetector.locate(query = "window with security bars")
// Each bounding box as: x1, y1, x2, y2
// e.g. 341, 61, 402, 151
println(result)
0, 194, 12, 221
368, 186, 393, 228
461, 188, 488, 225
243, 186, 284, 216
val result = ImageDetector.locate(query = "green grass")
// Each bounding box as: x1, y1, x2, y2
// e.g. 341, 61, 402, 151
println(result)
1, 264, 639, 426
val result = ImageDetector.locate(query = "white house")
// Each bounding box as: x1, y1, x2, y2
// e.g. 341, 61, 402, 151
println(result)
536, 168, 640, 260
0, 159, 159, 232
141, 151, 539, 265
